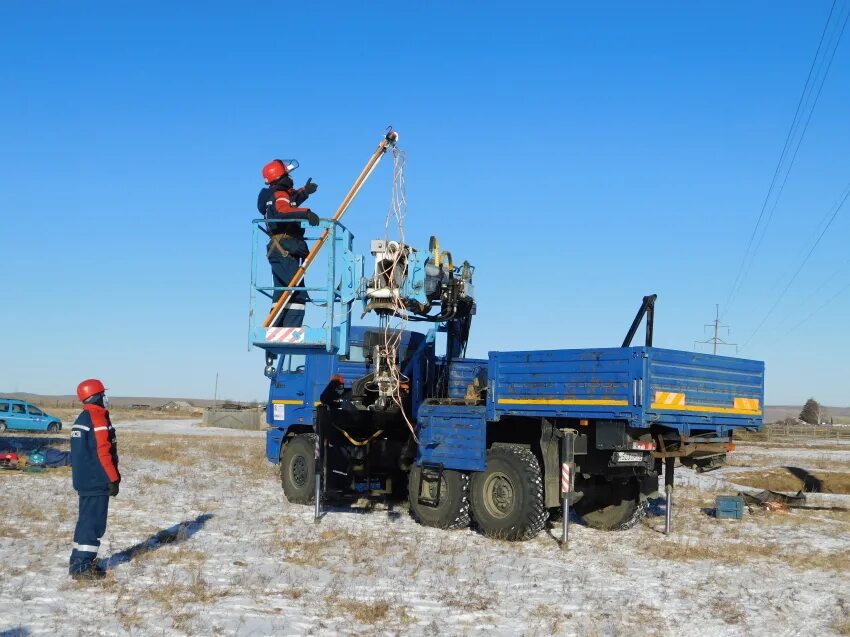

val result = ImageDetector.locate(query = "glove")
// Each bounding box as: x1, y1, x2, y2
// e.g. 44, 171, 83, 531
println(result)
303, 178, 318, 195
109, 481, 120, 497
305, 211, 320, 226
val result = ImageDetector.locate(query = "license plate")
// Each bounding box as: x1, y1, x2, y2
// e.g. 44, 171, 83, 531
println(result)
613, 451, 645, 463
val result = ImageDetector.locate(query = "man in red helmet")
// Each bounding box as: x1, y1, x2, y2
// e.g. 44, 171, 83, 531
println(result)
257, 159, 319, 328
68, 378, 120, 580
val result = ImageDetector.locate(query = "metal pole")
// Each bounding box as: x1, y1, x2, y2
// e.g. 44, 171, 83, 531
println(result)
560, 431, 575, 550
313, 412, 322, 523
213, 372, 219, 409
664, 457, 674, 535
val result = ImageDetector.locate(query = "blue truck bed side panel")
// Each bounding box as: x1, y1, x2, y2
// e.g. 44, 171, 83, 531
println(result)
487, 346, 764, 434
643, 348, 764, 435
488, 348, 641, 422
417, 404, 487, 471
448, 359, 488, 400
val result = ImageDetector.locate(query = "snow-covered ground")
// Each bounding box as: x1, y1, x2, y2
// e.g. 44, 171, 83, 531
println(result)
1, 423, 849, 636
112, 418, 265, 437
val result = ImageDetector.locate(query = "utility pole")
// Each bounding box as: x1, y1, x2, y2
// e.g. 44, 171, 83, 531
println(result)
695, 305, 737, 355
213, 372, 219, 409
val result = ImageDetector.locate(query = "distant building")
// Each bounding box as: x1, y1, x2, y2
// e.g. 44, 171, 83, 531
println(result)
158, 400, 194, 411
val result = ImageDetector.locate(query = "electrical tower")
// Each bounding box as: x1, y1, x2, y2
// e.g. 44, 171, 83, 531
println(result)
695, 305, 737, 355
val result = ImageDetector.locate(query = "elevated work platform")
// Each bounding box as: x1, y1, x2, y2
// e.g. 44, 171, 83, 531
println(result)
249, 218, 363, 356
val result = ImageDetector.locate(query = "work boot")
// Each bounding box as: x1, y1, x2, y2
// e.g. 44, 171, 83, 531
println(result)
70, 564, 106, 581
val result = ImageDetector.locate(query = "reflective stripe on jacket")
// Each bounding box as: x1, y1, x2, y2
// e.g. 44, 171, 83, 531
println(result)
71, 405, 119, 495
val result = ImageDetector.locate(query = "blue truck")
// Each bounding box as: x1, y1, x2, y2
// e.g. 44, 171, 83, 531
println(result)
252, 219, 764, 540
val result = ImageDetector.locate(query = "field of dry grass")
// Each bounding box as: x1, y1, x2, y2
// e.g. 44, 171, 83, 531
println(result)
1, 425, 849, 636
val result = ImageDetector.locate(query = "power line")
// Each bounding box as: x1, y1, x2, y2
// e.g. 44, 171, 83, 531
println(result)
741, 180, 850, 349
723, 1, 848, 318
777, 257, 849, 329
783, 278, 850, 338
750, 4, 850, 261
695, 304, 737, 355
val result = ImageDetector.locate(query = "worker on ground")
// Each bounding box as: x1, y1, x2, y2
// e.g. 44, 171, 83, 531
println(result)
69, 378, 120, 580
257, 159, 319, 327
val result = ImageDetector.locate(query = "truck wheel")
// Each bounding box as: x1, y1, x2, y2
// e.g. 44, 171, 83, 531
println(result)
470, 445, 547, 541
408, 465, 470, 530
573, 477, 646, 530
280, 434, 317, 504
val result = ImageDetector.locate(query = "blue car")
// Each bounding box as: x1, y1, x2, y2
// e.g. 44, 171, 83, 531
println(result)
0, 399, 63, 433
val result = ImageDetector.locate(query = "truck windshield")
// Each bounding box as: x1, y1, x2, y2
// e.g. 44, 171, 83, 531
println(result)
281, 354, 306, 373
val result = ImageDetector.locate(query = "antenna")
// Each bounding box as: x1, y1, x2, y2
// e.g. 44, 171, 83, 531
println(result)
695, 305, 737, 355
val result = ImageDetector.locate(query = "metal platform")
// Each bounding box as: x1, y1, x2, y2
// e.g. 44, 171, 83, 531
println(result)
249, 218, 363, 356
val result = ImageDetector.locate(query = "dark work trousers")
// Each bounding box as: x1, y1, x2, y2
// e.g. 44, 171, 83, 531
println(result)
268, 245, 308, 328
69, 494, 109, 574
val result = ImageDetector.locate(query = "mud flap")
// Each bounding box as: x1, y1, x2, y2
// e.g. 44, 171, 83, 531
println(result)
417, 462, 444, 508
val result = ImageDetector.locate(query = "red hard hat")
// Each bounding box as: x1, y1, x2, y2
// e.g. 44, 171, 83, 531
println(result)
77, 378, 106, 402
262, 159, 299, 184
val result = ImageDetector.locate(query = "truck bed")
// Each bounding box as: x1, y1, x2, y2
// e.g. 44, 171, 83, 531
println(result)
486, 346, 764, 435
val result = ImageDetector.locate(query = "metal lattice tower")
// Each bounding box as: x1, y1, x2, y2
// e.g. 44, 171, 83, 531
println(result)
695, 305, 737, 355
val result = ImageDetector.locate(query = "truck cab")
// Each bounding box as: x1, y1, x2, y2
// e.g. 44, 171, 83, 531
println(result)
265, 326, 432, 461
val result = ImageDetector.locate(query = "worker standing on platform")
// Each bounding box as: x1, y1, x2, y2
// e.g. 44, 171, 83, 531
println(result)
69, 378, 120, 580
257, 159, 319, 327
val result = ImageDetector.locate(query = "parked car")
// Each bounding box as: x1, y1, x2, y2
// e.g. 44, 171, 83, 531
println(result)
0, 399, 62, 433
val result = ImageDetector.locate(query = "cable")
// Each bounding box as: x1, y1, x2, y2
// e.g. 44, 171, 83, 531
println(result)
376, 146, 420, 443
723, 0, 847, 318
750, 4, 850, 260
777, 256, 850, 329
741, 180, 850, 349
783, 278, 850, 338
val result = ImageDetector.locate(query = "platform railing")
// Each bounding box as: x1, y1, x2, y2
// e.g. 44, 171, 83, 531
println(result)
249, 217, 362, 354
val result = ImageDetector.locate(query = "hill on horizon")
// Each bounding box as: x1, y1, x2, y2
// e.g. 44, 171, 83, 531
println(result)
4, 392, 847, 422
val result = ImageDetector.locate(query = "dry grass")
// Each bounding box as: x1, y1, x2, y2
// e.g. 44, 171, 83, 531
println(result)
143, 565, 230, 624
325, 594, 390, 624
638, 533, 850, 573
49, 407, 201, 422
724, 468, 850, 494
0, 525, 26, 539
529, 603, 574, 634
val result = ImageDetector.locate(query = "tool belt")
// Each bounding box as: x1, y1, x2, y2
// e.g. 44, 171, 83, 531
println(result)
267, 233, 294, 258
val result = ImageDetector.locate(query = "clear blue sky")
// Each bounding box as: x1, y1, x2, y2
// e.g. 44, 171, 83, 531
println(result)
1, 2, 848, 406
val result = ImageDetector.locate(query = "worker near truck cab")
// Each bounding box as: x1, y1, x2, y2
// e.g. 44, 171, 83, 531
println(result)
69, 378, 120, 580
257, 159, 319, 327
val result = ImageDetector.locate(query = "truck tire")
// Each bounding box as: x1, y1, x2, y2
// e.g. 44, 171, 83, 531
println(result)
573, 477, 646, 531
470, 445, 547, 541
408, 465, 470, 530
280, 433, 317, 504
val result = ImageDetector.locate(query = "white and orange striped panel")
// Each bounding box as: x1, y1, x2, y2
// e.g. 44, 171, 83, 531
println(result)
265, 327, 306, 344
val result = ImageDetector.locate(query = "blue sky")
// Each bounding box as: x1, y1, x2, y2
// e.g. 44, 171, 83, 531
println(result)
1, 2, 848, 405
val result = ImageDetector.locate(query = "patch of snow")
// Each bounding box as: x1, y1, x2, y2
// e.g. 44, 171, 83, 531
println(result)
112, 418, 265, 437
0, 427, 848, 636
